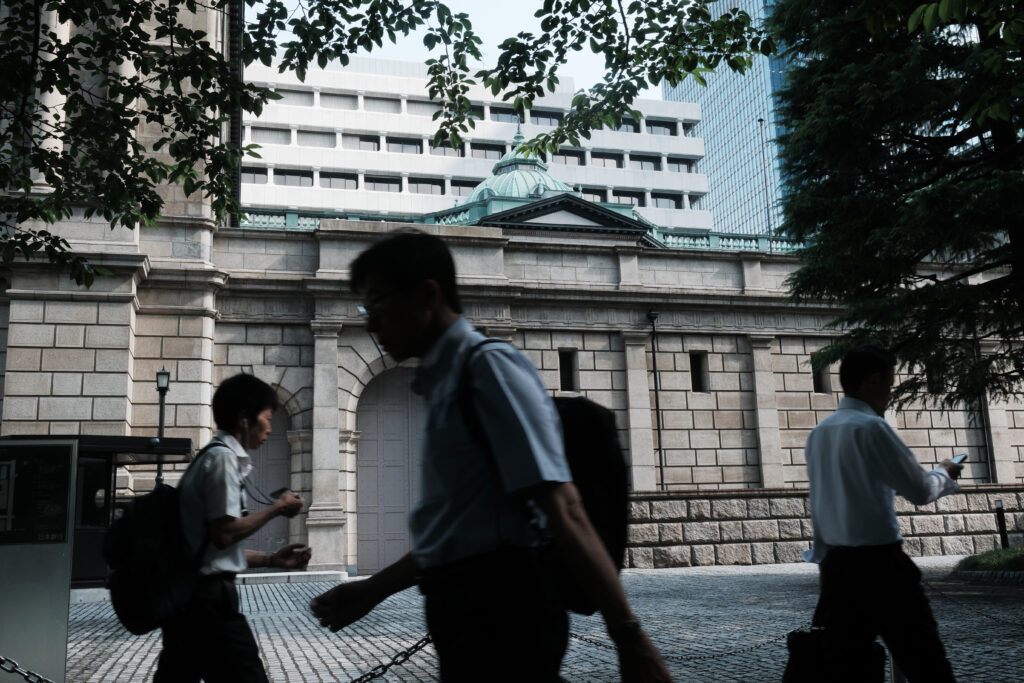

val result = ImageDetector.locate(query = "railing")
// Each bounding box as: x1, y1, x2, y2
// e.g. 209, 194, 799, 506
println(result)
237, 208, 805, 254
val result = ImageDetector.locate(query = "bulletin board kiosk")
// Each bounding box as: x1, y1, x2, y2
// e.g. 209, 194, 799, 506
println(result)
0, 436, 191, 683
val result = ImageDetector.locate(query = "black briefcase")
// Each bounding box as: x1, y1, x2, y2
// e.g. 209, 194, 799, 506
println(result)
782, 627, 885, 682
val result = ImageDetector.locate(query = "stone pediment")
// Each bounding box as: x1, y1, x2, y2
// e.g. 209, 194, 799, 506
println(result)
478, 194, 649, 237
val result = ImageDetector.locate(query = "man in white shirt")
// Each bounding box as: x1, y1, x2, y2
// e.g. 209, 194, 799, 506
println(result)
155, 373, 311, 682
805, 345, 962, 682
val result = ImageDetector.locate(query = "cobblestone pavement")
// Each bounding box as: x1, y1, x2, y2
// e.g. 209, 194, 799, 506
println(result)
63, 557, 1024, 682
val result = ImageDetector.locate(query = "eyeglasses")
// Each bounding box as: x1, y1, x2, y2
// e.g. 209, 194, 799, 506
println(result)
358, 287, 407, 319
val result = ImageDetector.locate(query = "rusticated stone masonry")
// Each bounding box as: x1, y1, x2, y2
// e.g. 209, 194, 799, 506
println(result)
626, 485, 1024, 568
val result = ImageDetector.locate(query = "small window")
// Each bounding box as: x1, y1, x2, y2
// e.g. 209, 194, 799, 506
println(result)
558, 350, 578, 392
581, 187, 607, 203
430, 140, 465, 157
320, 172, 357, 189
630, 154, 661, 171
251, 127, 291, 145
407, 100, 440, 117
364, 176, 400, 192
273, 170, 313, 187
645, 120, 677, 136
471, 143, 505, 160
342, 135, 380, 151
274, 89, 313, 107
490, 106, 520, 123
469, 105, 485, 120
667, 157, 693, 173
616, 118, 640, 133
364, 97, 401, 113
689, 352, 709, 393
682, 122, 695, 136
613, 190, 645, 207
297, 130, 336, 148
320, 93, 358, 110
591, 152, 623, 168
651, 192, 683, 209
551, 149, 584, 166
812, 368, 832, 394
240, 167, 267, 184
387, 137, 422, 154
530, 110, 564, 126
408, 178, 444, 195
689, 195, 702, 209
451, 180, 479, 196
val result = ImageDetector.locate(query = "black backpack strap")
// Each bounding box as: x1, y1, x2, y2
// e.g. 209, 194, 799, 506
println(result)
457, 338, 510, 456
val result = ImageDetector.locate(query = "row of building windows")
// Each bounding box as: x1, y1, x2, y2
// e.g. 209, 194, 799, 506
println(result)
241, 167, 704, 208
267, 88, 693, 136
557, 350, 830, 393
249, 127, 698, 173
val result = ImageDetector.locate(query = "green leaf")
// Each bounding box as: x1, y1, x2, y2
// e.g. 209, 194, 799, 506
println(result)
908, 5, 927, 32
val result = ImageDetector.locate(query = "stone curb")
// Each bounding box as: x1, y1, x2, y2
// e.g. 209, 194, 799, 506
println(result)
69, 570, 348, 603
949, 570, 1024, 585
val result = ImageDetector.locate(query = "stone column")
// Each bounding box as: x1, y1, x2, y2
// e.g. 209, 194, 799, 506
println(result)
307, 320, 346, 570
623, 331, 657, 491
749, 335, 785, 488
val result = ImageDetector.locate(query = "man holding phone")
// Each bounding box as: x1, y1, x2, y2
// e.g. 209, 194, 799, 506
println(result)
804, 345, 962, 682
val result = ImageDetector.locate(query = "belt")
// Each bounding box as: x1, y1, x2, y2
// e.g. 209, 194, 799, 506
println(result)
417, 546, 541, 595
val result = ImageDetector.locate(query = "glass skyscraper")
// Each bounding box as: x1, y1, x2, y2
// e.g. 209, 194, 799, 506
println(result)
664, 0, 786, 236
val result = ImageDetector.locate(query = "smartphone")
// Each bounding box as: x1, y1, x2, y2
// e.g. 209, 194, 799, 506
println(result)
951, 453, 968, 464
270, 487, 291, 499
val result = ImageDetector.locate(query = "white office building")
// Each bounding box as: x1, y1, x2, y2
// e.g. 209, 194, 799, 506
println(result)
241, 57, 711, 232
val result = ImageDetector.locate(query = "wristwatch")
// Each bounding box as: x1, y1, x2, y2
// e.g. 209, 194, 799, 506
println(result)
608, 619, 643, 646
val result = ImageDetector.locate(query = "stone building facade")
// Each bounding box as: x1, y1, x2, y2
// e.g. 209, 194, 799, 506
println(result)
3, 202, 1023, 573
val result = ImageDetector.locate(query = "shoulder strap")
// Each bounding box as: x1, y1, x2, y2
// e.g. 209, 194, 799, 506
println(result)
457, 339, 509, 455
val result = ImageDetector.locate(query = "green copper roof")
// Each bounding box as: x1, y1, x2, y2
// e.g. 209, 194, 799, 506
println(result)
464, 131, 574, 204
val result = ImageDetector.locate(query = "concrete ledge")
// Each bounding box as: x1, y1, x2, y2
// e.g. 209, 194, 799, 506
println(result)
237, 570, 347, 585
70, 587, 111, 604
950, 570, 1024, 585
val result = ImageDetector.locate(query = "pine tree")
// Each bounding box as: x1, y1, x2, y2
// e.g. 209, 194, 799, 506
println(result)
772, 0, 1024, 407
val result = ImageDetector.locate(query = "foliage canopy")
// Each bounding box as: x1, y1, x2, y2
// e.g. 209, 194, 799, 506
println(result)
772, 0, 1024, 409
1, 0, 773, 284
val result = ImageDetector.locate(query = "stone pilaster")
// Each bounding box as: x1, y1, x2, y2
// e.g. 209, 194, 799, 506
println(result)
623, 331, 657, 491
750, 335, 785, 488
307, 319, 346, 570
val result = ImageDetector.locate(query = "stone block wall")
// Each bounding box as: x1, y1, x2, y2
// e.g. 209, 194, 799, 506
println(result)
626, 486, 1024, 568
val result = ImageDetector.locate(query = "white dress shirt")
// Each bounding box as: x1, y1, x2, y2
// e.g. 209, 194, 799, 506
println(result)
803, 397, 958, 562
178, 432, 253, 574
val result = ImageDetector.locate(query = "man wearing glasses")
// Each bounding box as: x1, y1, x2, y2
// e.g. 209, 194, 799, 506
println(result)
310, 229, 671, 682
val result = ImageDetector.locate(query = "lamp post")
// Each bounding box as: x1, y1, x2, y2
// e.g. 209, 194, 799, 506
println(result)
155, 368, 170, 486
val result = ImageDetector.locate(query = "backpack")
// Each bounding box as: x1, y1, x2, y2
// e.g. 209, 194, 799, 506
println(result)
458, 339, 629, 615
102, 444, 215, 635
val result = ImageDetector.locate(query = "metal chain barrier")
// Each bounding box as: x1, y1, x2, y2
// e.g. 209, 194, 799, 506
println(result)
349, 634, 433, 683
0, 655, 56, 683
924, 579, 1024, 631
570, 620, 812, 664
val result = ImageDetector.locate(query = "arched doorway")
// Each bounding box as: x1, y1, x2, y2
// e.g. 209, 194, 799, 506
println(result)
355, 367, 425, 574
242, 409, 291, 554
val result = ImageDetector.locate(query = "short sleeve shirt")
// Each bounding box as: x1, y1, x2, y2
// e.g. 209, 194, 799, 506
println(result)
408, 317, 572, 568
177, 432, 252, 574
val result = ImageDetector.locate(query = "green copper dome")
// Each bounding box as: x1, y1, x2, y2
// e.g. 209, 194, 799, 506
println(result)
464, 131, 574, 203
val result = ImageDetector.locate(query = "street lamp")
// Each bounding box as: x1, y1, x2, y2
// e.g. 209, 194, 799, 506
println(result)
155, 368, 170, 486
647, 310, 666, 491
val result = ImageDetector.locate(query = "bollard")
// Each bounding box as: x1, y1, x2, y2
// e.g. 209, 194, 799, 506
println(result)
994, 500, 1009, 550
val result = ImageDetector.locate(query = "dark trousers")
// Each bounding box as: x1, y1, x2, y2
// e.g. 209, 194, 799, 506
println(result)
419, 547, 569, 683
154, 574, 268, 683
813, 543, 955, 683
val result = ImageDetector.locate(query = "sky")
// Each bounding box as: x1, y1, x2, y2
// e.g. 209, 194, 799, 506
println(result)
259, 1, 658, 99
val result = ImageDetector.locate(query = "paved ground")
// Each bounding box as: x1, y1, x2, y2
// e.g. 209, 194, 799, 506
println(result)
62, 557, 1024, 682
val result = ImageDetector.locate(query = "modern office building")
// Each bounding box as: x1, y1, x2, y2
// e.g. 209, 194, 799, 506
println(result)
241, 57, 714, 235
663, 0, 787, 236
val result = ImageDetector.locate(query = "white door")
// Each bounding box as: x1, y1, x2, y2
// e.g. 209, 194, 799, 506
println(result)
242, 410, 291, 554
356, 367, 425, 575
